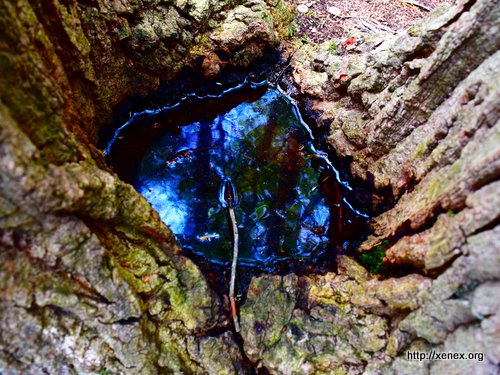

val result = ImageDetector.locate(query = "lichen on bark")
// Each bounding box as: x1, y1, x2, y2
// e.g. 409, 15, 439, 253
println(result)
0, 0, 278, 373
1, 0, 499, 374
273, 0, 499, 373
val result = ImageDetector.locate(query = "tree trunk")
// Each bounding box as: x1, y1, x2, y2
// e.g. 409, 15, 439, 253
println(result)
240, 1, 499, 373
1, 0, 498, 374
0, 0, 279, 373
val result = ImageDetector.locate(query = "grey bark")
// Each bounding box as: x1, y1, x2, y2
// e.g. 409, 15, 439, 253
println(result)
0, 0, 499, 374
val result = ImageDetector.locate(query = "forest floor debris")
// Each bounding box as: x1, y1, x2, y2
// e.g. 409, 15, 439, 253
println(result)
294, 0, 451, 43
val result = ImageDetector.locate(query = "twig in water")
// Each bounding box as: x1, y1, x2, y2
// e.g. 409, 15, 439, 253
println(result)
220, 178, 240, 332
228, 204, 240, 332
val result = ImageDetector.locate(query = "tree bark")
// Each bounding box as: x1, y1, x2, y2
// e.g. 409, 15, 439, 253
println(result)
242, 0, 499, 373
1, 0, 499, 374
0, 0, 279, 373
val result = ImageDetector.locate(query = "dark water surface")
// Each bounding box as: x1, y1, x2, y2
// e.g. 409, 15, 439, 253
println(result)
104, 80, 368, 271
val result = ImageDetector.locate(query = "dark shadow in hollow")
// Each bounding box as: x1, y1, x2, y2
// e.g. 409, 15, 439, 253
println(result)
102, 78, 371, 307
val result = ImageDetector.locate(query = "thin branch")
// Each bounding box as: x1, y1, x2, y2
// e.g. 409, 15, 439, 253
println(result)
357, 17, 395, 33
273, 47, 301, 87
403, 0, 431, 11
228, 205, 240, 332
220, 178, 240, 332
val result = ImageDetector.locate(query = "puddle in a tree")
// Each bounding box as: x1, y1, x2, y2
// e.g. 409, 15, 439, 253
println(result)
104, 79, 368, 271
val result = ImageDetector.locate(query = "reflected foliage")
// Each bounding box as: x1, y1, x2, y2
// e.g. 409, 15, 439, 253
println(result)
106, 85, 366, 270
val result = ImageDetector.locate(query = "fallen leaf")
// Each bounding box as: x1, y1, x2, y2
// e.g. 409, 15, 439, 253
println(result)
342, 36, 357, 47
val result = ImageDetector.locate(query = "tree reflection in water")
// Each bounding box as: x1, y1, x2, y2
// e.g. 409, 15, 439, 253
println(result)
106, 84, 367, 270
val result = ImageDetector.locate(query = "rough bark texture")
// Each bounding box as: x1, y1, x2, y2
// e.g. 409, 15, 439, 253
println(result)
239, 0, 499, 373
0, 0, 281, 373
0, 0, 499, 374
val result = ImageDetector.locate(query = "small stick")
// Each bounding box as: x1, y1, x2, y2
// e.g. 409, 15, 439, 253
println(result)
221, 178, 240, 332
273, 46, 302, 87
228, 205, 240, 332
402, 0, 431, 11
